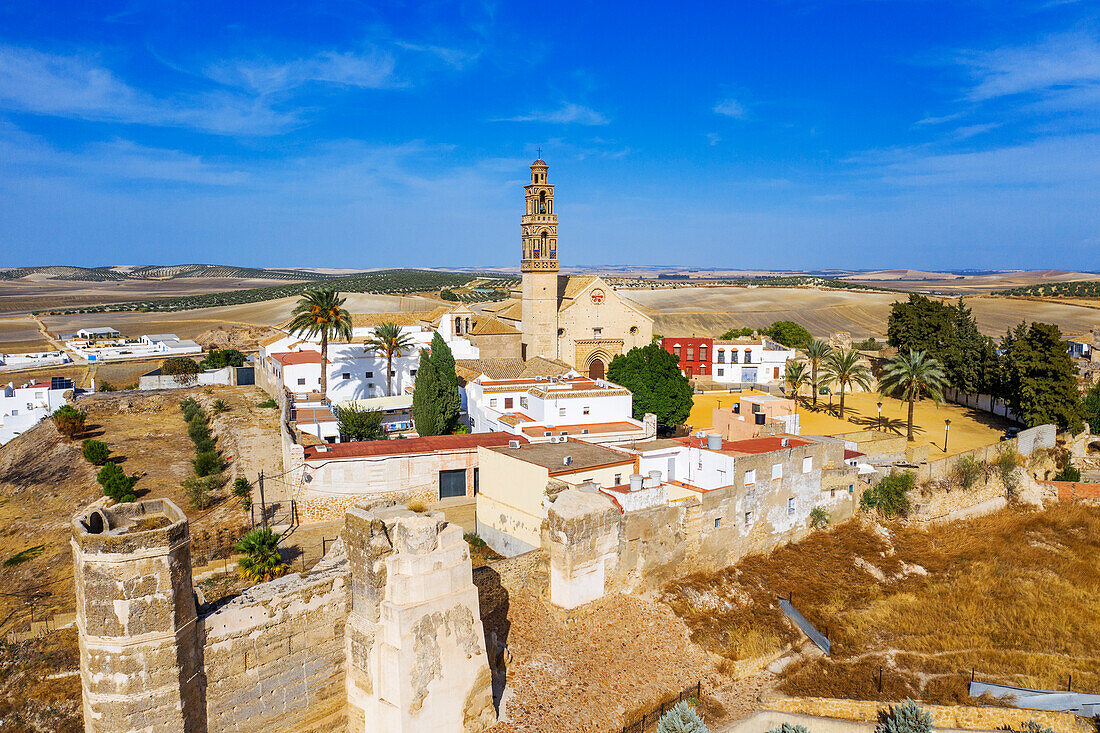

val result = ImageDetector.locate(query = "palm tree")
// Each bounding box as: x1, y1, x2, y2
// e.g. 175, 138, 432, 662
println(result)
364, 321, 414, 397
804, 339, 832, 408
821, 348, 873, 419
878, 349, 947, 442
783, 360, 810, 404
235, 528, 288, 582
285, 289, 353, 398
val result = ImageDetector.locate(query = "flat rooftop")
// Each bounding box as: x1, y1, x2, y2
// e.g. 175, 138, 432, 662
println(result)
673, 434, 815, 456
487, 439, 634, 474
518, 421, 642, 437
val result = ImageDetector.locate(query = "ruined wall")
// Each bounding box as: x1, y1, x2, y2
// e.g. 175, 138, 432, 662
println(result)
73, 500, 205, 733
547, 490, 621, 608
200, 548, 350, 733
344, 504, 495, 732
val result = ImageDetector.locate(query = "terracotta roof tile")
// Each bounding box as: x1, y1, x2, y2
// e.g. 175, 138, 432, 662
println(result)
303, 432, 526, 460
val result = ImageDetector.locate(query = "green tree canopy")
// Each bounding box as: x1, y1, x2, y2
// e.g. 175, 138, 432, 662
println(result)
878, 350, 948, 441
333, 403, 388, 442
1001, 322, 1084, 432
199, 348, 247, 369
1084, 382, 1100, 434
161, 356, 201, 385
765, 320, 812, 349
719, 326, 755, 340
235, 528, 288, 582
52, 404, 87, 439
411, 340, 461, 436
97, 462, 136, 503
286, 289, 353, 397
887, 295, 997, 395
364, 321, 415, 397
607, 343, 693, 428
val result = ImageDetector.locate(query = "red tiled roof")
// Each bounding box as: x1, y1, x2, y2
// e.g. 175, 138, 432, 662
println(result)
304, 432, 527, 461
271, 351, 327, 366
844, 449, 865, 460
676, 433, 814, 455
519, 421, 641, 436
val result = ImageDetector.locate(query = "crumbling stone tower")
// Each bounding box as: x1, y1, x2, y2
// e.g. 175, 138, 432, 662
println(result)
72, 499, 204, 732
344, 504, 495, 732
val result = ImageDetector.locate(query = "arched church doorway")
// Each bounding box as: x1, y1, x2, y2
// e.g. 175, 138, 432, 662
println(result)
588, 358, 606, 380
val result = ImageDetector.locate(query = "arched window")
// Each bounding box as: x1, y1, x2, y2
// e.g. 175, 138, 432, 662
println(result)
455, 317, 462, 335
541, 230, 548, 252
539, 190, 547, 213
731, 350, 739, 364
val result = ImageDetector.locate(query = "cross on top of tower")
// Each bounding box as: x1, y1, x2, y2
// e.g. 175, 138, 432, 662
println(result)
536, 146, 542, 159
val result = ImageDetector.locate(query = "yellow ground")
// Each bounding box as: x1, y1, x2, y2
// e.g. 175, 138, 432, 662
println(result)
689, 389, 1012, 458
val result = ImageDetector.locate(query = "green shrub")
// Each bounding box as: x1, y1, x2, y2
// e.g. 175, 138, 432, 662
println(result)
875, 700, 932, 733
212, 399, 229, 414
97, 462, 136, 503
656, 700, 709, 733
182, 473, 224, 510
1007, 722, 1055, 733
809, 506, 830, 529
193, 436, 217, 453
767, 725, 809, 733
52, 404, 87, 439
193, 451, 226, 477
1053, 462, 1081, 482
861, 471, 914, 518
81, 439, 111, 466
235, 528, 288, 582
996, 447, 1023, 497
232, 477, 252, 509
463, 532, 487, 548
951, 455, 984, 491
98, 380, 116, 392
257, 398, 278, 409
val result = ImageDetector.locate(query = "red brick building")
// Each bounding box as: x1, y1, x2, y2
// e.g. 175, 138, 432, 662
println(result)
661, 337, 713, 378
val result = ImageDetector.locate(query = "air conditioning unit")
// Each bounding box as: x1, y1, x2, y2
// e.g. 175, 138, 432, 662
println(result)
563, 455, 572, 466
508, 440, 521, 449
695, 430, 706, 439
781, 437, 790, 447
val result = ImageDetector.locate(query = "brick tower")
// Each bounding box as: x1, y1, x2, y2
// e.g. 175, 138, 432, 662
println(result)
520, 157, 559, 360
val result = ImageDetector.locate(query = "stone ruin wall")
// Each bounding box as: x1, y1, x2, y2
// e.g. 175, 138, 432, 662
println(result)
73, 499, 495, 733
201, 547, 350, 733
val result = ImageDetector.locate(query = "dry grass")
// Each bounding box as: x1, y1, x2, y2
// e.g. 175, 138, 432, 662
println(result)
0, 628, 81, 732
663, 504, 1100, 703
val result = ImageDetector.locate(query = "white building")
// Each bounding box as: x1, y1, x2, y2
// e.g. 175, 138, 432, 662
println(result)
464, 373, 655, 445
66, 332, 201, 362
258, 313, 480, 403
1, 377, 76, 445
710, 338, 795, 385
0, 351, 71, 371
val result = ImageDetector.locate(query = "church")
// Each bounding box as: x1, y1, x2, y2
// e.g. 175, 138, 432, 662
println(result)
482, 158, 653, 378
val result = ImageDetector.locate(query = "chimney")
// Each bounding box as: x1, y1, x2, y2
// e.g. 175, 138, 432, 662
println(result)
563, 455, 572, 466
707, 433, 722, 451
629, 474, 643, 491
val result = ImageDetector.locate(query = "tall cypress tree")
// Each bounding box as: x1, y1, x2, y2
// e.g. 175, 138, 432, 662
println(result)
411, 338, 462, 436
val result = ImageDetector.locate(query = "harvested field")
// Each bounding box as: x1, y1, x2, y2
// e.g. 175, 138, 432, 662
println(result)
35, 292, 439, 341
623, 288, 1100, 339
0, 276, 316, 315
664, 504, 1100, 704
0, 316, 48, 353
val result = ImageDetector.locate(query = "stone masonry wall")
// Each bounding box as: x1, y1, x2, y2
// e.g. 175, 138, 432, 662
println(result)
200, 545, 350, 733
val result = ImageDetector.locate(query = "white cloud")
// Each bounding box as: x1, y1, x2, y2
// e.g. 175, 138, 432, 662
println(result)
0, 44, 296, 134
959, 31, 1100, 105
713, 98, 747, 119
205, 50, 400, 94
498, 102, 609, 125
914, 112, 966, 126
394, 41, 480, 70
706, 132, 721, 146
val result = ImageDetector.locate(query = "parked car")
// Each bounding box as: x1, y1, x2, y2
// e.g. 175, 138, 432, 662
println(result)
1001, 426, 1021, 441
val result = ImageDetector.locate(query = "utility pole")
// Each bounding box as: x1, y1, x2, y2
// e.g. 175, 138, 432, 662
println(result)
258, 470, 267, 529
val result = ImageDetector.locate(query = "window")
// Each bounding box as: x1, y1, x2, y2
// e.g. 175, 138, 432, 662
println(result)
699, 347, 708, 362
439, 469, 466, 499
744, 350, 752, 364
849, 484, 854, 493
700, 364, 707, 375
561, 430, 569, 436
543, 431, 551, 437
717, 368, 724, 377
772, 464, 783, 480
802, 457, 813, 474
389, 370, 396, 377
365, 371, 374, 378
593, 328, 603, 338
686, 346, 694, 361
490, 399, 497, 408
410, 369, 417, 377
297, 378, 306, 386
744, 511, 753, 524
559, 407, 566, 417
673, 345, 681, 358
504, 397, 514, 409
731, 350, 739, 364
581, 428, 589, 434
787, 497, 795, 515
614, 474, 622, 485
717, 350, 725, 364
583, 406, 590, 415
714, 518, 721, 528
473, 468, 479, 495
520, 396, 528, 409
744, 469, 756, 486
830, 488, 836, 499
342, 373, 351, 380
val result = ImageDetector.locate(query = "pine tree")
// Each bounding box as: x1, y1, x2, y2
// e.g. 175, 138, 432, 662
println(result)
411, 342, 461, 437
1001, 322, 1084, 432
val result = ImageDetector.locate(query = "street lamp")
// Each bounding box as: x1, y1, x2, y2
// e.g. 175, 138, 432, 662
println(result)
944, 419, 952, 454
877, 401, 883, 430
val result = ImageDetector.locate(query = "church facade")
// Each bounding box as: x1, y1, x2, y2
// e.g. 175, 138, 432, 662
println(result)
484, 158, 653, 378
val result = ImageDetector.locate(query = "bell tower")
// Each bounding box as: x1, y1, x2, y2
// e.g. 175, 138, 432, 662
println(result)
520, 156, 560, 360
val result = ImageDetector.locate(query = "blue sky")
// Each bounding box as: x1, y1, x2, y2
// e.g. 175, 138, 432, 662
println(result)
1, 1, 1098, 270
